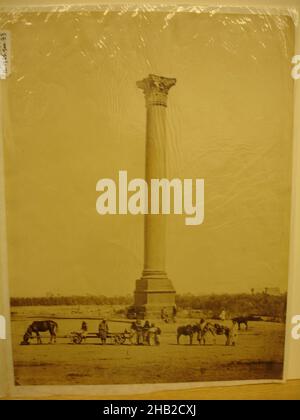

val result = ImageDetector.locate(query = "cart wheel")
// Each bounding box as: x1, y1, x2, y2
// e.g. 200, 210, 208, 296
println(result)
115, 334, 126, 345
72, 334, 83, 344
120, 335, 126, 345
112, 335, 119, 345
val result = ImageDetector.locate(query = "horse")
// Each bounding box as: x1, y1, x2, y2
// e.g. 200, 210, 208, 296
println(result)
177, 324, 199, 345
21, 320, 58, 345
232, 316, 249, 330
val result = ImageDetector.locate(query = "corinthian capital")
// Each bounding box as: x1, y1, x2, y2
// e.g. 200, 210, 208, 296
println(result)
137, 74, 176, 107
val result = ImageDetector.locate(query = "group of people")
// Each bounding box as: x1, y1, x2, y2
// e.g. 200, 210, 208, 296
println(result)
80, 320, 109, 344
196, 316, 239, 346
79, 310, 238, 347
128, 320, 161, 346
80, 319, 161, 346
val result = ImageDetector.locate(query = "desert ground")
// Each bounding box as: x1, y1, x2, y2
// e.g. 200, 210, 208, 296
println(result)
11, 305, 286, 385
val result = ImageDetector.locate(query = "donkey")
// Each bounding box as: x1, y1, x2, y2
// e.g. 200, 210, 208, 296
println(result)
21, 320, 58, 345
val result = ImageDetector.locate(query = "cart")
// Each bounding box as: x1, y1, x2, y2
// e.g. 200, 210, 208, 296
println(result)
70, 331, 131, 345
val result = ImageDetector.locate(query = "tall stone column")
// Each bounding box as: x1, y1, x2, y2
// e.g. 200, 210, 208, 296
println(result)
134, 74, 176, 318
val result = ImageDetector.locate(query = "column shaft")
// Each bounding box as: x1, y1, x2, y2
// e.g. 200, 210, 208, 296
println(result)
143, 105, 166, 275
134, 74, 176, 317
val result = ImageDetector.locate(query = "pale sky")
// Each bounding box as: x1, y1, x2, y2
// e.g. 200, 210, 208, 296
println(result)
1, 10, 294, 296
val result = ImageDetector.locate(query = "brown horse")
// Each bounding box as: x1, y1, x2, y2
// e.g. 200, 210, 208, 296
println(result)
177, 324, 200, 345
232, 316, 249, 330
21, 320, 58, 345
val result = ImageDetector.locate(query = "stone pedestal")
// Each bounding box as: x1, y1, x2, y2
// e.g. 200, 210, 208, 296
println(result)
134, 74, 176, 318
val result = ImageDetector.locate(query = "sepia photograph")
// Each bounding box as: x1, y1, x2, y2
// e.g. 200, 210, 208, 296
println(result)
0, 7, 295, 387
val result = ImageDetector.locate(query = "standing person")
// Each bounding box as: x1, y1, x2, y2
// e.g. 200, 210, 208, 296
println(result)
81, 321, 88, 332
135, 319, 144, 345
98, 319, 109, 345
146, 323, 160, 346
152, 324, 161, 346
197, 318, 207, 343
228, 321, 238, 346
81, 321, 88, 343
172, 305, 177, 323
129, 321, 137, 345
143, 320, 150, 343
219, 309, 226, 321
161, 307, 169, 323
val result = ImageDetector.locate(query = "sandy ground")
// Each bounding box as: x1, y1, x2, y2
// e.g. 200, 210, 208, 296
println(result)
11, 306, 286, 385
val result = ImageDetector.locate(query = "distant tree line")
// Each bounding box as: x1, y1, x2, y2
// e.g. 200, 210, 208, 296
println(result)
175, 293, 287, 318
10, 292, 286, 318
10, 295, 133, 307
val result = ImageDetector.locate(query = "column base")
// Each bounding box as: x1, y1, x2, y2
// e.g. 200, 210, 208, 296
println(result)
133, 271, 176, 319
